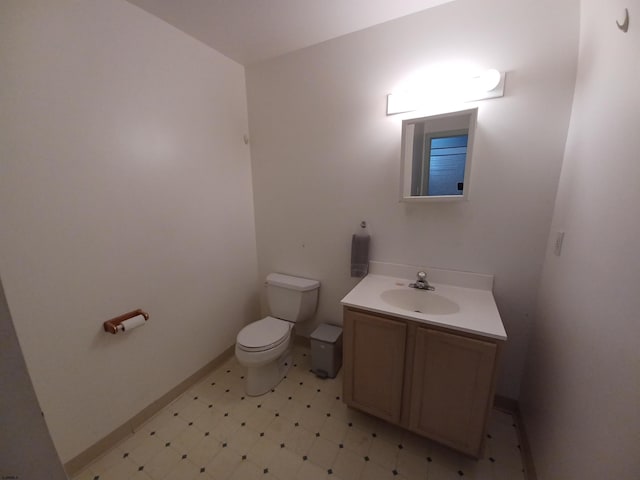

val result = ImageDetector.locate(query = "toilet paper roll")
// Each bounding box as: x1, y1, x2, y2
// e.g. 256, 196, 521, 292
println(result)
120, 314, 146, 332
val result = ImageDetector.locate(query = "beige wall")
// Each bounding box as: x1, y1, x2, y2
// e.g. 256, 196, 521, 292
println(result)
520, 0, 640, 477
246, 0, 580, 399
0, 0, 258, 462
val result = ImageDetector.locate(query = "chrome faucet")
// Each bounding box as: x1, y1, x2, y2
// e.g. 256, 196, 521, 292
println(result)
409, 271, 435, 291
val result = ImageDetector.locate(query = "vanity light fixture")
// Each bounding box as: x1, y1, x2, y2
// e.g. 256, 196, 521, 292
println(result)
386, 68, 505, 116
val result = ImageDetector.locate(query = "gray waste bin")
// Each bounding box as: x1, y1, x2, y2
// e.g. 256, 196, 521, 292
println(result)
310, 323, 343, 378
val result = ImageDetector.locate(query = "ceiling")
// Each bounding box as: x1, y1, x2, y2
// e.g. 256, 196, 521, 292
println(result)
126, 0, 456, 65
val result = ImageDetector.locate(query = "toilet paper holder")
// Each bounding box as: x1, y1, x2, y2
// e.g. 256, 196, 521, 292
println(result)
103, 309, 149, 334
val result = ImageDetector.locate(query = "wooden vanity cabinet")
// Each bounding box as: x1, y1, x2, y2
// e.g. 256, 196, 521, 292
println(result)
409, 327, 497, 455
342, 307, 502, 458
342, 309, 406, 423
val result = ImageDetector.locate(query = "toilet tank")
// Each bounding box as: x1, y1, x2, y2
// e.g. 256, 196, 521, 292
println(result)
266, 273, 320, 322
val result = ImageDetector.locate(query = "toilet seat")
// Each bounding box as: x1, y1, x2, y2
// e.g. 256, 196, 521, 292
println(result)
236, 316, 291, 352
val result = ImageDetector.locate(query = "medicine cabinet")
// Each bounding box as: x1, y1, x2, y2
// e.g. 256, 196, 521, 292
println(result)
400, 108, 477, 202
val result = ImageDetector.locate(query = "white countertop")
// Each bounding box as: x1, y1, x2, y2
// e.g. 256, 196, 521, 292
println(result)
341, 273, 507, 341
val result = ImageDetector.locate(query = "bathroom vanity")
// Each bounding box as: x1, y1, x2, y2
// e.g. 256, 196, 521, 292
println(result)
340, 264, 507, 458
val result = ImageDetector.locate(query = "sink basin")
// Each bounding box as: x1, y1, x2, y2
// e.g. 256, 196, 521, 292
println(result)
380, 288, 460, 315
341, 271, 506, 340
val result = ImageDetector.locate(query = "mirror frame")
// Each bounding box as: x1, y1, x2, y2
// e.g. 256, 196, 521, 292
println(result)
399, 107, 478, 202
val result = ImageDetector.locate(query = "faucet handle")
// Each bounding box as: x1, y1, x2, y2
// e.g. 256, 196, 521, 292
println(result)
417, 271, 427, 281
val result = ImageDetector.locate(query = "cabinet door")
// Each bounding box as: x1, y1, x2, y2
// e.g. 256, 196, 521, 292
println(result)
409, 328, 496, 456
343, 309, 407, 423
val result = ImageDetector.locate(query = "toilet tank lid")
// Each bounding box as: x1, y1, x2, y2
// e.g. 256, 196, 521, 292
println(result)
266, 273, 320, 291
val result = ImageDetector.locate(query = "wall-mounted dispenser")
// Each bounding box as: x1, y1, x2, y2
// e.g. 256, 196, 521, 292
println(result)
103, 309, 149, 334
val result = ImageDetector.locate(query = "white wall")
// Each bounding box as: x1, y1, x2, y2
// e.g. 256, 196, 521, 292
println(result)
0, 0, 258, 462
246, 0, 579, 398
520, 0, 640, 478
0, 278, 68, 479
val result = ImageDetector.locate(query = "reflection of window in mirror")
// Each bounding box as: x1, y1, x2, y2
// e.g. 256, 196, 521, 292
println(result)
400, 108, 477, 202
413, 130, 468, 196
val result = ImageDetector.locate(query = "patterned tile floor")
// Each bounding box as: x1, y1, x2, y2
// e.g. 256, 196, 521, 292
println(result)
72, 346, 526, 480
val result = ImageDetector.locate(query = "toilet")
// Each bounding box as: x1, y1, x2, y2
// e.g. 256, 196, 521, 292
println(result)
235, 273, 320, 396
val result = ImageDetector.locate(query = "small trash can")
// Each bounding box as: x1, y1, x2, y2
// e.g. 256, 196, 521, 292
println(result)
310, 323, 343, 378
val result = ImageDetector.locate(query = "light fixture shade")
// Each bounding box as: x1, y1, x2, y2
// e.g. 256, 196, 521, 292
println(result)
386, 69, 505, 115
386, 92, 416, 115
478, 69, 502, 92
465, 69, 505, 100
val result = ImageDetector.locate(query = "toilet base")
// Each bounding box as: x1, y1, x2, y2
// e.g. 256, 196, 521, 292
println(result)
245, 348, 292, 396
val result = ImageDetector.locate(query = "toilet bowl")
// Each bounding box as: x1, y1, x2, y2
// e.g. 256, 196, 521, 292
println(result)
235, 317, 293, 396
235, 273, 320, 396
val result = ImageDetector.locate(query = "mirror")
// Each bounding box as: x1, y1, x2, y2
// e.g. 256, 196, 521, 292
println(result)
400, 108, 477, 202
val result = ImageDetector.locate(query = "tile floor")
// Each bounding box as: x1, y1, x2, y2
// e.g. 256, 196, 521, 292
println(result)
72, 346, 526, 480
